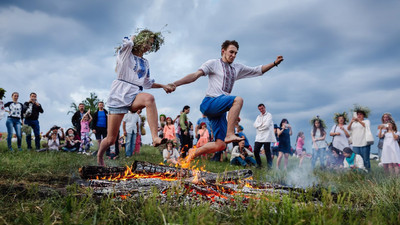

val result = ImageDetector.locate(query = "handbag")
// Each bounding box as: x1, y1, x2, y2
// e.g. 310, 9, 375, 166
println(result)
328, 126, 337, 151
365, 124, 374, 146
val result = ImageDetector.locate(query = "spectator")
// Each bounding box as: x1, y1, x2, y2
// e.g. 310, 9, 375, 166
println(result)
343, 147, 367, 172
71, 103, 86, 134
230, 139, 257, 167
79, 110, 92, 154
330, 112, 350, 151
4, 92, 23, 151
37, 132, 62, 152
44, 125, 65, 141
122, 111, 140, 157
310, 116, 328, 169
195, 114, 213, 142
276, 119, 292, 170
271, 124, 279, 160
237, 125, 252, 151
253, 103, 276, 168
196, 122, 209, 148
376, 113, 393, 163
295, 131, 306, 167
378, 120, 400, 175
347, 105, 372, 171
163, 117, 176, 141
158, 114, 166, 138
180, 105, 191, 158
326, 147, 345, 169
174, 114, 181, 146
23, 92, 44, 150
91, 101, 108, 150
63, 128, 80, 152
135, 109, 144, 154
163, 140, 180, 165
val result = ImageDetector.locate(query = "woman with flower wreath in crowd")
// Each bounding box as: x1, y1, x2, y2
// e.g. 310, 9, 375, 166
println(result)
310, 116, 328, 169
376, 113, 394, 164
347, 104, 373, 171
97, 29, 173, 166
329, 112, 350, 152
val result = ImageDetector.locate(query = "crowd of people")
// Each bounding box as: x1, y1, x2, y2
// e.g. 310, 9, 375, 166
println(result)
2, 28, 399, 175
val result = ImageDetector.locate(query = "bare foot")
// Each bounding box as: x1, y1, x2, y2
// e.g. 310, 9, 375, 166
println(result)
152, 137, 167, 147
224, 134, 244, 143
181, 148, 196, 168
97, 156, 106, 167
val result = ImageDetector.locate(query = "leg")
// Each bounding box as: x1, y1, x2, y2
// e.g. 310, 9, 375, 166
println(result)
245, 157, 257, 166
311, 148, 317, 168
186, 139, 226, 163
130, 93, 165, 146
276, 151, 283, 169
225, 96, 244, 143
264, 142, 272, 168
319, 148, 326, 168
32, 120, 41, 149
6, 118, 13, 150
24, 119, 32, 149
253, 142, 263, 167
14, 120, 22, 149
97, 114, 124, 166
284, 153, 289, 169
125, 133, 132, 157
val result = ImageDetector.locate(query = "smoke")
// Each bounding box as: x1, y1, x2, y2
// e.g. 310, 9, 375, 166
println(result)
283, 162, 319, 188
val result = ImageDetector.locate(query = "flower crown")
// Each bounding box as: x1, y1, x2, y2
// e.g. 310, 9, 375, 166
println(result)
310, 116, 327, 128
333, 112, 349, 124
351, 104, 371, 118
115, 25, 168, 55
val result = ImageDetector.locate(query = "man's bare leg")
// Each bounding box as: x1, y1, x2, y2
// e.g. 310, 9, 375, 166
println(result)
185, 139, 226, 164
97, 114, 124, 166
131, 93, 166, 146
225, 96, 245, 143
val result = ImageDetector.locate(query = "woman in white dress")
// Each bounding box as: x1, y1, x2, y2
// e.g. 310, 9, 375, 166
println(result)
97, 29, 173, 166
378, 120, 400, 175
330, 112, 350, 151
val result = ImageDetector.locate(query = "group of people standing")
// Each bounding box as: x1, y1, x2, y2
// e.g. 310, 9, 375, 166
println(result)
2, 92, 43, 151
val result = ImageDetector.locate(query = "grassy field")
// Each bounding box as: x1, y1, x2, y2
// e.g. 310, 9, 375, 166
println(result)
0, 138, 399, 225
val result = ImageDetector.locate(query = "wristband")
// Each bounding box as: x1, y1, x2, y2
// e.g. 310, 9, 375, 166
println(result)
273, 61, 278, 67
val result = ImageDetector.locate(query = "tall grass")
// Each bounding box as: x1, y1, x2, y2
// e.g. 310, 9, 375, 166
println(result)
0, 139, 399, 224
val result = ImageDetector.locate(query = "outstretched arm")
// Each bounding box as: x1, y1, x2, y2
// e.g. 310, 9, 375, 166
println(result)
261, 56, 284, 73
169, 70, 205, 90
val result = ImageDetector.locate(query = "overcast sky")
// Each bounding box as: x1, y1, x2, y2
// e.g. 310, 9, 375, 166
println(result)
1, 0, 399, 152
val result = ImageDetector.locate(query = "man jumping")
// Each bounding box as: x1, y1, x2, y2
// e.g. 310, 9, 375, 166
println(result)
170, 40, 283, 163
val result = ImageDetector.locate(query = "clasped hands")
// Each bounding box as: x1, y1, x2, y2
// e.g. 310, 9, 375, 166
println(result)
163, 83, 177, 94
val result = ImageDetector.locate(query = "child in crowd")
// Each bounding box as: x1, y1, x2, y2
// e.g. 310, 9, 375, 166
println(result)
295, 131, 306, 167
79, 110, 92, 154
63, 128, 80, 152
230, 139, 257, 167
378, 120, 400, 175
342, 147, 367, 172
163, 140, 180, 165
163, 117, 176, 141
196, 122, 209, 148
38, 132, 62, 152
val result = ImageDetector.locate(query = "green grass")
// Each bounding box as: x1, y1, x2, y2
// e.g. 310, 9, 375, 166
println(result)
0, 138, 399, 225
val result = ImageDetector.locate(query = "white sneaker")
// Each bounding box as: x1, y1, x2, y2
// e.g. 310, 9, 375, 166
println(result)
378, 162, 383, 167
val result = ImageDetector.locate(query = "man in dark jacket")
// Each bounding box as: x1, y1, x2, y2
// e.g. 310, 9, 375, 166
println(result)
91, 101, 108, 148
24, 92, 44, 150
71, 103, 86, 134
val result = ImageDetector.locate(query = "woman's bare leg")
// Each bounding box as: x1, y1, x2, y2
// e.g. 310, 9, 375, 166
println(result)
276, 152, 283, 169
97, 114, 124, 166
131, 93, 165, 146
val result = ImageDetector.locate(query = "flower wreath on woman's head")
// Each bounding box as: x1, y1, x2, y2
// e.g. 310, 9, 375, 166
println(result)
114, 25, 168, 55
310, 116, 327, 129
333, 112, 349, 125
351, 104, 371, 118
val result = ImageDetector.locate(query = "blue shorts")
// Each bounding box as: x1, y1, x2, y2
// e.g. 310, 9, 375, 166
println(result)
108, 94, 137, 114
200, 95, 236, 141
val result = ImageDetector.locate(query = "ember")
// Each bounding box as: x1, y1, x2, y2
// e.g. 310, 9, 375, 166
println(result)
79, 161, 304, 205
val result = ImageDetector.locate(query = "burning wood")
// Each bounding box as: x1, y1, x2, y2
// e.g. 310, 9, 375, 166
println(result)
79, 161, 307, 205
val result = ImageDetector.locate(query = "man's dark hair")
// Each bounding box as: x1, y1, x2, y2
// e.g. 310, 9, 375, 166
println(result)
343, 147, 353, 155
258, 103, 265, 108
98, 101, 104, 104
183, 105, 190, 111
79, 103, 85, 106
30, 92, 37, 96
221, 40, 239, 51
